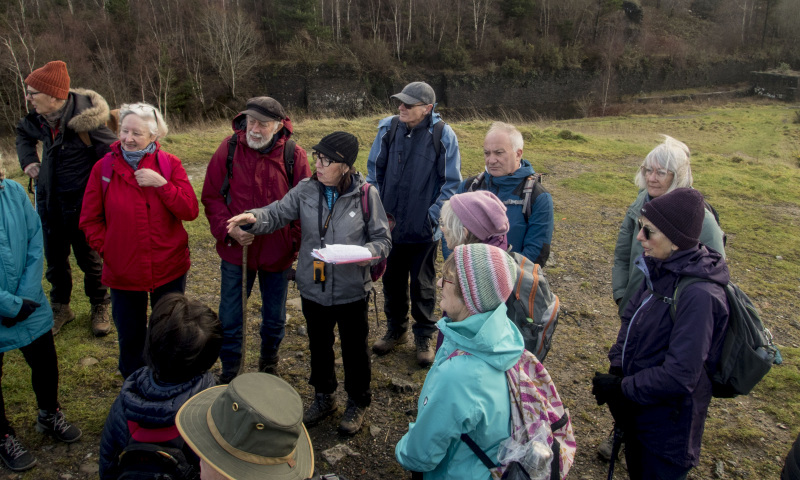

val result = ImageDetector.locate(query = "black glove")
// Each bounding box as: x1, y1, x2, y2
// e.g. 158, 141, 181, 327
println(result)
592, 372, 635, 429
2, 299, 40, 328
609, 365, 623, 377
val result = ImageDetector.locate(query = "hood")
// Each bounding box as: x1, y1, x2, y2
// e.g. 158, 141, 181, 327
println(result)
484, 159, 535, 187
231, 111, 295, 153
437, 303, 524, 372
120, 368, 215, 428
641, 245, 730, 286
66, 88, 111, 133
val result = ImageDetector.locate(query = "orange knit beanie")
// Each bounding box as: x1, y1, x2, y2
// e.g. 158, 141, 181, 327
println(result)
25, 61, 70, 100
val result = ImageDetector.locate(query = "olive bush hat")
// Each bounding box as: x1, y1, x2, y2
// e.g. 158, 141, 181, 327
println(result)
176, 373, 313, 479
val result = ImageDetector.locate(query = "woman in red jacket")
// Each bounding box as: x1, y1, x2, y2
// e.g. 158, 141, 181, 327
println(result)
80, 102, 199, 378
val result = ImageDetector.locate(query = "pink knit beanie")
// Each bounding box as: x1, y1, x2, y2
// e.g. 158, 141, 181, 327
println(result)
449, 191, 509, 250
453, 244, 517, 316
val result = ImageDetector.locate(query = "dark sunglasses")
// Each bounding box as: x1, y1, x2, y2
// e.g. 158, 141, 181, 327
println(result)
401, 102, 425, 109
637, 219, 656, 240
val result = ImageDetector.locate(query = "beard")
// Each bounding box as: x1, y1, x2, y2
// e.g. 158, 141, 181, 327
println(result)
246, 131, 274, 150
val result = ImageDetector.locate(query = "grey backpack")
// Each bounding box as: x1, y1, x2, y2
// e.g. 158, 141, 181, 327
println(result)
506, 252, 560, 361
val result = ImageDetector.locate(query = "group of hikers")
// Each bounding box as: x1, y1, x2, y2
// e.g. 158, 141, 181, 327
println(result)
0, 59, 788, 479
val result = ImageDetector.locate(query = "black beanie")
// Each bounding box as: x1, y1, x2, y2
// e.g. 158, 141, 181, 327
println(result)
313, 131, 359, 167
640, 188, 705, 250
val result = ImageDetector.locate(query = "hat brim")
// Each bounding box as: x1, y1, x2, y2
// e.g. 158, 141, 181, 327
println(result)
240, 109, 283, 123
390, 92, 424, 105
176, 386, 314, 480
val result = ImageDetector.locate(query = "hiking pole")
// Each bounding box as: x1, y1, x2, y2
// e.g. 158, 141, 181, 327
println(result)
607, 426, 625, 480
238, 245, 248, 377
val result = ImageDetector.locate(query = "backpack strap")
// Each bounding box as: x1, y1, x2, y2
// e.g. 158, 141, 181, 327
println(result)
459, 433, 498, 470
648, 276, 709, 321
465, 172, 486, 192
380, 116, 401, 156
284, 139, 296, 186
360, 183, 371, 225
432, 119, 445, 158
156, 151, 172, 182
220, 134, 238, 206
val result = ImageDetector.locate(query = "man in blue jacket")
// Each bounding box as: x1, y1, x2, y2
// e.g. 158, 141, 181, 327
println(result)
367, 81, 461, 367
457, 121, 553, 266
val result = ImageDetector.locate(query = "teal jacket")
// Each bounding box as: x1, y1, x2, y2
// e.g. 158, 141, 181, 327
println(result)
0, 178, 52, 353
395, 303, 524, 479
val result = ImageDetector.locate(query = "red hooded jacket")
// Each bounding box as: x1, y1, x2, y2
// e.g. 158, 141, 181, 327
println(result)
80, 141, 199, 291
201, 114, 310, 271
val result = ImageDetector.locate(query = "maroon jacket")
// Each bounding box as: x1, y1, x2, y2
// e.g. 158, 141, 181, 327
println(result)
201, 114, 310, 271
80, 142, 199, 291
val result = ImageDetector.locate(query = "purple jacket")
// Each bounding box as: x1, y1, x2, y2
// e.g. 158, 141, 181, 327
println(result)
609, 245, 729, 468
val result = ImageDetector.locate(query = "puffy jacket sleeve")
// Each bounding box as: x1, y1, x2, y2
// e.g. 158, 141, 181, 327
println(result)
621, 283, 728, 405
15, 117, 41, 172
246, 180, 304, 236
154, 153, 199, 221
395, 363, 480, 473
79, 157, 108, 256
366, 119, 392, 191
99, 396, 129, 480
428, 123, 462, 228
522, 190, 554, 266
364, 185, 392, 261
699, 209, 725, 258
201, 138, 234, 242
612, 202, 638, 303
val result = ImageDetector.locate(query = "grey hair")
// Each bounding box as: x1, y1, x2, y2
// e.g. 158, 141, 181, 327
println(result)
633, 135, 693, 192
119, 102, 168, 139
440, 200, 481, 249
486, 121, 524, 153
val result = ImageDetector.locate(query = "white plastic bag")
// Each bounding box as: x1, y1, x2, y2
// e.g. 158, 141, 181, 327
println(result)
496, 421, 553, 480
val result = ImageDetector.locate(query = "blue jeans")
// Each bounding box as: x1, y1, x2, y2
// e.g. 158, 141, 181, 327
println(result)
110, 275, 186, 378
218, 260, 289, 378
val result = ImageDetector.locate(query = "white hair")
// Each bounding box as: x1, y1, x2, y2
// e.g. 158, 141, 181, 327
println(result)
486, 121, 524, 153
633, 135, 693, 192
119, 102, 168, 139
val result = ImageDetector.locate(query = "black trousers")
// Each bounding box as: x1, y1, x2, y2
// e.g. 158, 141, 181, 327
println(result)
301, 297, 371, 407
0, 331, 59, 436
381, 241, 438, 338
41, 197, 108, 306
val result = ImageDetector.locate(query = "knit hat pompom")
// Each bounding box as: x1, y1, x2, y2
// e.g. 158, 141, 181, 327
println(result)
313, 131, 359, 167
453, 243, 517, 316
25, 61, 70, 100
449, 191, 509, 249
640, 187, 705, 250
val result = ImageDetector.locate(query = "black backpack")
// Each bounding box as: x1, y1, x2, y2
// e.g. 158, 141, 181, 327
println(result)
117, 438, 198, 480
465, 172, 546, 224
651, 276, 779, 398
382, 115, 446, 158
219, 135, 296, 206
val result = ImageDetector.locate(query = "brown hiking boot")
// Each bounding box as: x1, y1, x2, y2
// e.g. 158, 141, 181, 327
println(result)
50, 303, 75, 336
414, 335, 435, 367
90, 304, 111, 337
338, 399, 367, 435
372, 330, 408, 355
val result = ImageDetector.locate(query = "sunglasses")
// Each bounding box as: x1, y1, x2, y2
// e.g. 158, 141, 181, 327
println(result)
400, 102, 425, 109
637, 219, 657, 240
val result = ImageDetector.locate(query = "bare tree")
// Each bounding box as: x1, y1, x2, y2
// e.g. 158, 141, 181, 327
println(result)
200, 7, 259, 99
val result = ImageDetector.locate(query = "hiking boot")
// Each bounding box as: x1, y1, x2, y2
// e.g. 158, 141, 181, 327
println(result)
50, 303, 75, 336
90, 303, 111, 337
598, 428, 623, 461
303, 393, 337, 426
258, 354, 280, 375
338, 399, 367, 435
35, 409, 82, 443
414, 335, 435, 367
0, 434, 36, 472
372, 330, 408, 355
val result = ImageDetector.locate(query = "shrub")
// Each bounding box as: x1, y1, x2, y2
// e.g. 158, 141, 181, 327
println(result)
439, 46, 471, 71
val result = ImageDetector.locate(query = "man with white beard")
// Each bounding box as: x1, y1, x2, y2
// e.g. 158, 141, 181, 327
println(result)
201, 97, 311, 384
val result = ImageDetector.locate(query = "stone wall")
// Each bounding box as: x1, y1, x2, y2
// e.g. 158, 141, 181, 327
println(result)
751, 71, 800, 101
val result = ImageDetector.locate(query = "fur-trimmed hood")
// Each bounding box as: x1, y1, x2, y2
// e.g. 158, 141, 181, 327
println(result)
67, 88, 111, 133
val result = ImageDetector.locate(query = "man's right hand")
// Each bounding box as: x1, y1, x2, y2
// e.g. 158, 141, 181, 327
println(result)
24, 163, 41, 179
229, 226, 255, 246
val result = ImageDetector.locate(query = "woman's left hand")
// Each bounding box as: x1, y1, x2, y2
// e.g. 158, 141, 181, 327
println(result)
134, 168, 167, 187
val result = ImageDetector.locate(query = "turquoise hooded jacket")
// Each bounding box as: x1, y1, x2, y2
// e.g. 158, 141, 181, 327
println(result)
0, 178, 52, 353
395, 303, 524, 479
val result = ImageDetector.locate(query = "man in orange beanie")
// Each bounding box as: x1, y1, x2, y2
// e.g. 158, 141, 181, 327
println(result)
16, 60, 117, 337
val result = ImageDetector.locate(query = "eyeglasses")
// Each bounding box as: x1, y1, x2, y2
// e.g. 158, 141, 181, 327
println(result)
637, 219, 657, 240
400, 102, 425, 109
640, 166, 673, 180
312, 151, 334, 167
25, 90, 43, 98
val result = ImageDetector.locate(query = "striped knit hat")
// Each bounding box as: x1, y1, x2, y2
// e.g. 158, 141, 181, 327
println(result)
453, 244, 517, 316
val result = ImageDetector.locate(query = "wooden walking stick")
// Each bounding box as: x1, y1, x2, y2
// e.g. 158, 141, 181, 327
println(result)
238, 245, 248, 377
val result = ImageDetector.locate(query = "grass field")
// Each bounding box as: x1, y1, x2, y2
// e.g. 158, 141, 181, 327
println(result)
1, 96, 799, 478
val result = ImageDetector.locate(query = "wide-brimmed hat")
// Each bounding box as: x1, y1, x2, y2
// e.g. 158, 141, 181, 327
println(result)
241, 97, 287, 122
175, 373, 314, 479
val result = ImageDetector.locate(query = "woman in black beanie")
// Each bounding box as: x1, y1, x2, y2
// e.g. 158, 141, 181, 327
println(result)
593, 188, 731, 479
226, 132, 392, 435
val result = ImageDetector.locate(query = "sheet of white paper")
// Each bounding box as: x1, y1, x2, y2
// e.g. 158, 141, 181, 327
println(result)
311, 244, 375, 263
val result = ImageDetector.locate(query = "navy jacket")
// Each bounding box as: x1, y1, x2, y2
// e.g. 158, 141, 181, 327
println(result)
367, 112, 461, 244
609, 246, 729, 467
99, 368, 216, 479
